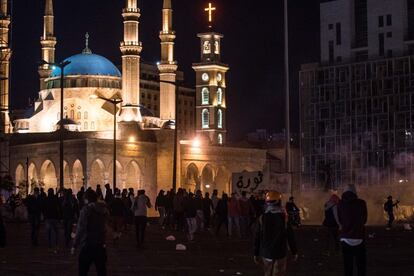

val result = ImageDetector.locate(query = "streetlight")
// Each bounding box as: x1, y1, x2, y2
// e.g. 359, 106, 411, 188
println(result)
158, 79, 184, 192
89, 94, 123, 191
40, 60, 71, 191
283, 0, 292, 196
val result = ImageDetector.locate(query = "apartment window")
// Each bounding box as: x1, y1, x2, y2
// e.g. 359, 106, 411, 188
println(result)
386, 32, 392, 38
387, 49, 393, 58
336, 56, 342, 63
408, 0, 414, 40
379, 33, 385, 56
329, 41, 334, 63
386, 14, 392, 26
355, 0, 368, 47
378, 16, 384, 27
328, 24, 333, 30
336, 23, 342, 45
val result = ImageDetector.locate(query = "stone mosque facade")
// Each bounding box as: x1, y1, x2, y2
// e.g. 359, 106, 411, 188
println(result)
0, 0, 267, 199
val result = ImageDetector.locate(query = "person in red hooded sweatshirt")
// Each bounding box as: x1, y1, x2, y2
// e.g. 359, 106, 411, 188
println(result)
337, 185, 368, 276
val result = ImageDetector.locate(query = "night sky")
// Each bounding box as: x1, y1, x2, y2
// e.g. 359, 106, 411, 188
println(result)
10, 0, 320, 141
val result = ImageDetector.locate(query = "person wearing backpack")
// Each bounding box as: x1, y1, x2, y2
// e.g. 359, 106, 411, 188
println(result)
72, 189, 109, 276
323, 193, 341, 256
254, 191, 298, 276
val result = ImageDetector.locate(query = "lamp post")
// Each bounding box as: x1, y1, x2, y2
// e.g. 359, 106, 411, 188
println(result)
283, 0, 292, 196
40, 60, 71, 191
90, 94, 123, 191
158, 79, 183, 192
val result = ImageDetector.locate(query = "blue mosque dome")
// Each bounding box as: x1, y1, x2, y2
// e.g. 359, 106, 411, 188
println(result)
50, 53, 121, 78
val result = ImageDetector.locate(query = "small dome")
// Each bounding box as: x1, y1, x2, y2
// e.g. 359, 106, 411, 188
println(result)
51, 53, 121, 78
56, 118, 80, 132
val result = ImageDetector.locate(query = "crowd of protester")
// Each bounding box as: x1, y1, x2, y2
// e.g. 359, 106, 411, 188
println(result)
0, 182, 405, 276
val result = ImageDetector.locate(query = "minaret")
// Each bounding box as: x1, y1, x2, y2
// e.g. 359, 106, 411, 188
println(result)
38, 0, 56, 91
119, 0, 142, 122
193, 2, 229, 145
158, 0, 177, 121
0, 0, 11, 133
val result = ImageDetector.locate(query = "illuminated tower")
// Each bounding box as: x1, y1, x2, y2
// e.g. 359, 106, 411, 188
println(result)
0, 0, 11, 133
158, 0, 177, 121
38, 0, 56, 91
120, 0, 143, 122
192, 3, 228, 145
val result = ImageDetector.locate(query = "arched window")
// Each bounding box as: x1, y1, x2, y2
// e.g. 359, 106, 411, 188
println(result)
91, 121, 95, 130
202, 88, 209, 105
70, 110, 75, 119
218, 134, 223, 145
202, 109, 209, 129
84, 122, 88, 130
77, 112, 82, 120
217, 109, 223, 129
217, 88, 223, 105
84, 111, 88, 120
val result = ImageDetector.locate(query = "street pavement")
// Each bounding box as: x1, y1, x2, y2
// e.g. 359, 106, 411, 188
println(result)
0, 221, 413, 276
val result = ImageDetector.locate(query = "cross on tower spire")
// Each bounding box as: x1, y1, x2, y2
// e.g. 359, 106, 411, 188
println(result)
83, 32, 92, 54
204, 2, 216, 28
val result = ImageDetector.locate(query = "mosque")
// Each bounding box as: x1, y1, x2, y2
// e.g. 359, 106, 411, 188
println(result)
0, 0, 268, 199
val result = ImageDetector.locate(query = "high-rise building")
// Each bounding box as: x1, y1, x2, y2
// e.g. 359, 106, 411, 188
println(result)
300, 0, 414, 189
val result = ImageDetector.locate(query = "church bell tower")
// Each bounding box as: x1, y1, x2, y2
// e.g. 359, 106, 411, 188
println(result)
38, 0, 56, 91
192, 3, 228, 145
0, 0, 11, 133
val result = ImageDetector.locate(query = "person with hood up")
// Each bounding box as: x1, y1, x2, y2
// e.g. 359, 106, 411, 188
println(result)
337, 185, 368, 276
254, 191, 298, 276
72, 189, 109, 276
323, 192, 341, 256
